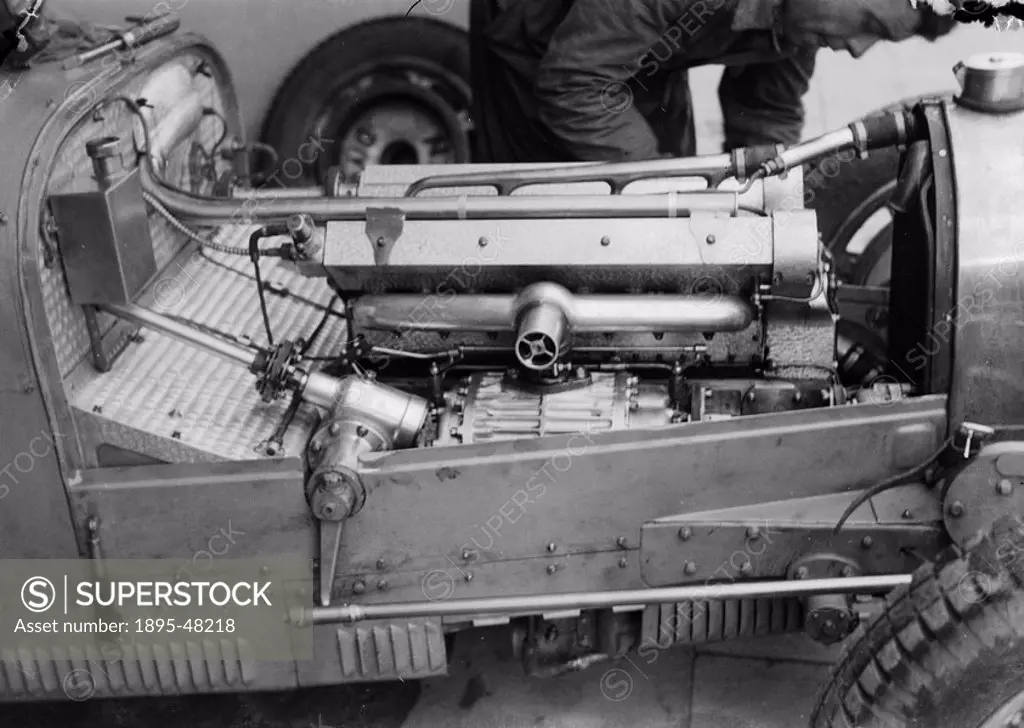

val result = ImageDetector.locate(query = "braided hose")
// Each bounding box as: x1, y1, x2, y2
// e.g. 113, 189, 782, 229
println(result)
143, 189, 250, 256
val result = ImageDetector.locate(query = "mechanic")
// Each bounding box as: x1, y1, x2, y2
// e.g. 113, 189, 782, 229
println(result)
470, 0, 957, 163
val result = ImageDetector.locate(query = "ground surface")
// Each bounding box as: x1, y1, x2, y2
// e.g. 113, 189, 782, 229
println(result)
6, 23, 1024, 728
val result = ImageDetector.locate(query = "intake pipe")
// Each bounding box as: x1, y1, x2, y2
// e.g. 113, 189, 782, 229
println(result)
352, 282, 756, 371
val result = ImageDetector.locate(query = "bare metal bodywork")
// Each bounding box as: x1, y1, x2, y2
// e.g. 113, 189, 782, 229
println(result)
1, 30, 1023, 708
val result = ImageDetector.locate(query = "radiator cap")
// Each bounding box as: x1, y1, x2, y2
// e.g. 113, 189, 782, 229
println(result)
953, 52, 1024, 114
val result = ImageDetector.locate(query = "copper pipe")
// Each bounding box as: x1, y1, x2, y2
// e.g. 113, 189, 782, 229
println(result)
290, 574, 912, 626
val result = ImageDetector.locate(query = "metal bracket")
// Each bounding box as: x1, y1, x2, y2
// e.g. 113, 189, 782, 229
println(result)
365, 207, 405, 265
944, 441, 1024, 548
84, 306, 137, 372
689, 210, 733, 250
640, 489, 947, 587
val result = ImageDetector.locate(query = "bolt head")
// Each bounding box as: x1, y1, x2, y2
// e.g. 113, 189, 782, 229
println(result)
684, 562, 698, 576
998, 479, 1014, 496
352, 581, 366, 594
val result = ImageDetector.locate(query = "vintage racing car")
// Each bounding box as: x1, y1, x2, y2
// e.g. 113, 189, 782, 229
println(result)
3, 7, 1024, 727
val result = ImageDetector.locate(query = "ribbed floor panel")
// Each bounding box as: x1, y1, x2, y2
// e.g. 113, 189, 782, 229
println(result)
69, 225, 347, 463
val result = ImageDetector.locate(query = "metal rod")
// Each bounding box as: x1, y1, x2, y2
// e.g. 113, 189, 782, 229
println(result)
231, 187, 327, 199
291, 574, 912, 625
138, 162, 740, 225
102, 303, 257, 367
773, 128, 855, 172
403, 154, 736, 197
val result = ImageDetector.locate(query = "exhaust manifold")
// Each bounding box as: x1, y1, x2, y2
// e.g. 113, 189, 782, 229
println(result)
352, 282, 756, 372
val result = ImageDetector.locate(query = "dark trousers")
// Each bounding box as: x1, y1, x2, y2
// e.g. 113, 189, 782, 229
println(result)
469, 0, 696, 163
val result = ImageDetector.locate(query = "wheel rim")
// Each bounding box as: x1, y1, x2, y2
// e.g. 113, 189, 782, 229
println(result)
980, 686, 1024, 727
828, 179, 898, 287
314, 60, 472, 184
339, 99, 457, 180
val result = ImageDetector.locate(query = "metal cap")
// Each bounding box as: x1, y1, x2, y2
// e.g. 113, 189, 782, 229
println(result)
954, 52, 1024, 114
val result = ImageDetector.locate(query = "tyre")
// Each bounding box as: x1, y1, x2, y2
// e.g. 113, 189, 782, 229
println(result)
812, 516, 1024, 728
805, 95, 943, 286
260, 17, 472, 187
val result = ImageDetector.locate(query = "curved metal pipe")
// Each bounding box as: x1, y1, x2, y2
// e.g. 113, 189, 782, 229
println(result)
290, 574, 913, 626
139, 162, 740, 224
352, 284, 755, 335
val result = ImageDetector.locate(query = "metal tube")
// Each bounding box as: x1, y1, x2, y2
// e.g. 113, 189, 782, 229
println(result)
773, 128, 855, 172
290, 574, 912, 626
403, 154, 736, 196
139, 163, 740, 224
352, 289, 755, 334
101, 303, 256, 367
231, 187, 327, 199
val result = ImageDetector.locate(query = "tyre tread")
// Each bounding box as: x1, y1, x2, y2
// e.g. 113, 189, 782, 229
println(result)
812, 516, 1024, 727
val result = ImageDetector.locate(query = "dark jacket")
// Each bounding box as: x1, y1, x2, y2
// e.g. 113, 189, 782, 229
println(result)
472, 0, 816, 163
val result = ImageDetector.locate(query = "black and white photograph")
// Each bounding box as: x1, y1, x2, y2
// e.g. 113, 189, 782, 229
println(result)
2, 1, 1024, 726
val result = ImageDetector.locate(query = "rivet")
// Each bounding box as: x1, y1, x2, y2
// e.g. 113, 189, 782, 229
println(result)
618, 558, 628, 569
461, 548, 475, 561
861, 536, 873, 549
705, 234, 716, 245
938, 149, 948, 158
600, 236, 611, 246
683, 562, 697, 576
376, 559, 387, 570
616, 536, 627, 548
841, 566, 855, 578
794, 566, 809, 580
901, 508, 913, 519
464, 571, 473, 582
376, 236, 386, 247
329, 422, 341, 436
0, 212, 8, 225
949, 501, 965, 518
352, 581, 366, 594
678, 527, 692, 541
546, 564, 557, 575
478, 236, 489, 247
547, 542, 557, 553
356, 425, 369, 437
997, 479, 1014, 496
739, 561, 753, 575
377, 580, 389, 591
746, 526, 760, 540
